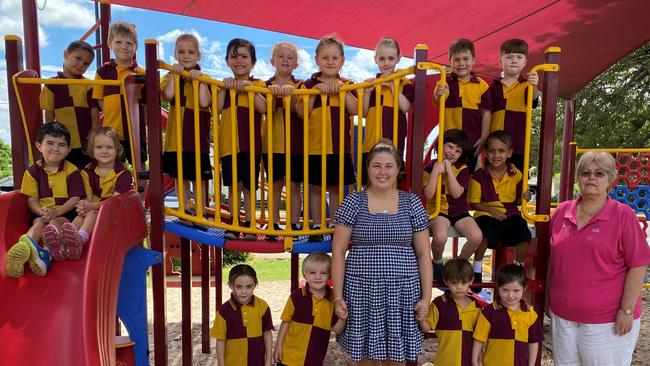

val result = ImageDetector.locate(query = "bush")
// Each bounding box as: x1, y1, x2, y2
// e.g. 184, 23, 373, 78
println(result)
222, 249, 249, 267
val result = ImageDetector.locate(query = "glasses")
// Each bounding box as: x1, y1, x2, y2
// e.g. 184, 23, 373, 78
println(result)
578, 170, 608, 179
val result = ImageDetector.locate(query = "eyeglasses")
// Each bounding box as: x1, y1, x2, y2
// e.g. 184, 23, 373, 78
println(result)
578, 170, 608, 178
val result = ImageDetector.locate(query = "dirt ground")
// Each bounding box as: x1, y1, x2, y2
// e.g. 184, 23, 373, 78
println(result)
149, 281, 650, 365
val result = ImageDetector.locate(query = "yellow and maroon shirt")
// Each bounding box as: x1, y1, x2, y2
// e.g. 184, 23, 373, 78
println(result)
263, 75, 302, 155
81, 161, 133, 202
21, 160, 85, 209
423, 160, 470, 216
468, 162, 523, 218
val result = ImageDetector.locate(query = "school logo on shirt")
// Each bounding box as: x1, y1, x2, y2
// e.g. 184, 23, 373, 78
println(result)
591, 225, 600, 233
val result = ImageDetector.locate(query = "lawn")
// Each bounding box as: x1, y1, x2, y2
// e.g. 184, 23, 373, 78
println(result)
224, 256, 296, 282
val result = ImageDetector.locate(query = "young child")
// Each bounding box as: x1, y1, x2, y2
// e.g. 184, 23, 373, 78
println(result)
423, 129, 482, 283
489, 39, 540, 172
361, 37, 414, 184
419, 258, 486, 366
264, 42, 302, 238
471, 264, 543, 366
296, 35, 358, 241
92, 21, 146, 166
55, 127, 133, 261
468, 131, 532, 286
210, 264, 274, 366
434, 38, 492, 172
40, 40, 99, 169
161, 34, 212, 211
217, 38, 267, 241
5, 122, 84, 278
274, 252, 347, 365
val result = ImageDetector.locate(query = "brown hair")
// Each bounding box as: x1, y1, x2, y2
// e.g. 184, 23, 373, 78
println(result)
486, 130, 513, 150
228, 264, 258, 286
315, 35, 345, 58
364, 139, 404, 188
500, 39, 529, 56
496, 263, 527, 288
442, 258, 474, 283
449, 38, 475, 59
66, 41, 95, 60
108, 22, 137, 44
86, 126, 124, 161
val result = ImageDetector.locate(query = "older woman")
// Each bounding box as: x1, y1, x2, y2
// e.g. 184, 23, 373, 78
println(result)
331, 139, 432, 365
549, 151, 650, 365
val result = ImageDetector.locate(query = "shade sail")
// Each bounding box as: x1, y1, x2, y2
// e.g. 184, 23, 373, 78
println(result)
110, 0, 650, 98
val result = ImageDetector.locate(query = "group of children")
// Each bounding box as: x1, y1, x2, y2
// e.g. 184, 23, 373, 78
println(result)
213, 253, 542, 366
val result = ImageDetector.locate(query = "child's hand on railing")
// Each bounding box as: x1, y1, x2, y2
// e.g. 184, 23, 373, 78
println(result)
432, 161, 446, 176
187, 69, 203, 81
435, 83, 449, 99
171, 63, 185, 74
268, 84, 294, 97
526, 71, 539, 86
223, 77, 251, 91
522, 190, 533, 202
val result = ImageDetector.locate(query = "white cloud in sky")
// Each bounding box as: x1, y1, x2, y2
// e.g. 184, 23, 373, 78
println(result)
252, 60, 274, 80
296, 48, 315, 77
38, 0, 95, 29
0, 60, 9, 143
0, 0, 49, 51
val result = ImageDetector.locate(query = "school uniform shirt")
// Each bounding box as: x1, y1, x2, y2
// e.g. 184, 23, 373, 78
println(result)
468, 162, 523, 218
210, 295, 274, 366
263, 76, 302, 154
426, 291, 485, 366
217, 77, 266, 158
423, 160, 470, 216
473, 299, 544, 366
434, 72, 491, 147
39, 72, 99, 149
300, 72, 356, 155
279, 285, 338, 366
549, 197, 650, 323
81, 161, 133, 201
362, 74, 414, 153
161, 67, 211, 153
21, 160, 85, 209
489, 76, 539, 155
92, 59, 146, 141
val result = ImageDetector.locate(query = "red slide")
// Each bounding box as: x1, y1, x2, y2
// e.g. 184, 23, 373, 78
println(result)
0, 190, 147, 366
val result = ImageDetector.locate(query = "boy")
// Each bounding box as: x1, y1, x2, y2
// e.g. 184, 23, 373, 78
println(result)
468, 131, 532, 287
434, 38, 491, 172
274, 252, 347, 366
419, 258, 486, 366
5, 122, 85, 278
92, 21, 146, 166
489, 39, 540, 172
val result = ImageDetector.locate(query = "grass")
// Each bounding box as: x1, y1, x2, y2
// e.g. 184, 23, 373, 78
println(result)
224, 257, 295, 282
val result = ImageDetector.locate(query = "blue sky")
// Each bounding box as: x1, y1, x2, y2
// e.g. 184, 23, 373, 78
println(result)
0, 0, 414, 144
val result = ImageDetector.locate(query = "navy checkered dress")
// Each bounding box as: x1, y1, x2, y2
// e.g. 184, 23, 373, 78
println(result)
334, 191, 430, 362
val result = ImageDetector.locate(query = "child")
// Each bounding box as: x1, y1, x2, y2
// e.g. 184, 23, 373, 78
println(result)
419, 258, 486, 366
5, 122, 84, 278
210, 264, 274, 366
161, 34, 212, 211
274, 252, 347, 365
92, 21, 146, 166
489, 39, 540, 172
40, 40, 99, 169
264, 42, 302, 238
468, 131, 532, 287
434, 38, 491, 172
296, 35, 358, 241
55, 127, 133, 261
361, 37, 414, 185
217, 38, 267, 241
423, 129, 482, 283
471, 264, 543, 366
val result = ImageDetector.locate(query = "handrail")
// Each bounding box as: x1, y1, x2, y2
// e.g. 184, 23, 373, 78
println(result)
576, 147, 650, 154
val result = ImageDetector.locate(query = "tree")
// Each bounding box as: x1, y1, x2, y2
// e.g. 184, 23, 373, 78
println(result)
0, 139, 11, 179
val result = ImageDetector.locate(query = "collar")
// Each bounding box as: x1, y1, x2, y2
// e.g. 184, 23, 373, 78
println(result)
442, 290, 479, 305
86, 161, 126, 174
495, 75, 528, 84
267, 75, 298, 85
310, 71, 345, 83
300, 283, 333, 300
492, 298, 529, 312
565, 196, 613, 223
38, 159, 66, 173
227, 293, 256, 310
451, 71, 480, 83
57, 71, 83, 80
106, 58, 139, 70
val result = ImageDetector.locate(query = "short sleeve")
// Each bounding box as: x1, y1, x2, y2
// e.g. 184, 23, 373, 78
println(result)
92, 71, 105, 101
426, 301, 440, 330
473, 311, 491, 342
261, 301, 274, 332
479, 79, 492, 111
333, 192, 361, 227
20, 169, 38, 198
527, 309, 544, 343
115, 170, 134, 193
81, 170, 92, 197
160, 73, 172, 102
402, 79, 415, 103
40, 85, 54, 111
409, 193, 430, 232
67, 169, 85, 198
210, 309, 227, 340
468, 175, 482, 204
619, 204, 650, 267
280, 296, 295, 322
456, 166, 470, 189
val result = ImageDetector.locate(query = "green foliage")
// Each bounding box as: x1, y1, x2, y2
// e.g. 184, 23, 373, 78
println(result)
222, 249, 250, 267
0, 139, 11, 179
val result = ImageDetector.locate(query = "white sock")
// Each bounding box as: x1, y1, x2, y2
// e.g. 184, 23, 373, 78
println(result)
513, 259, 524, 266
79, 230, 90, 244
473, 261, 483, 273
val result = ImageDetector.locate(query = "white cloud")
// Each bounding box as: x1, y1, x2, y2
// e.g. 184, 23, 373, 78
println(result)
0, 60, 10, 144
252, 60, 274, 80
38, 0, 95, 29
296, 48, 315, 77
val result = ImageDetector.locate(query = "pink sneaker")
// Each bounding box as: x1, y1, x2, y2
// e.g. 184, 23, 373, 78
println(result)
42, 224, 65, 261
61, 222, 84, 260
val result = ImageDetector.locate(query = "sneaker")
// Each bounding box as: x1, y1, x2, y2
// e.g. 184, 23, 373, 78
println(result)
266, 223, 283, 241
61, 222, 84, 260
224, 230, 240, 240
472, 272, 483, 294
433, 262, 444, 283
308, 225, 324, 242
5, 236, 32, 278
42, 224, 64, 261
242, 221, 257, 241
26, 237, 52, 276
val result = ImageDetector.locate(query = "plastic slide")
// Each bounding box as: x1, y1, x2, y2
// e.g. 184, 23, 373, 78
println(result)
0, 190, 148, 366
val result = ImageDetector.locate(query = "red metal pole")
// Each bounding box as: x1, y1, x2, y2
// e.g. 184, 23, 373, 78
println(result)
409, 45, 428, 197
291, 253, 299, 291
180, 238, 193, 366
5, 36, 26, 189
558, 99, 576, 202
144, 40, 168, 365
100, 0, 111, 64
567, 142, 577, 198
201, 244, 210, 353
21, 0, 40, 76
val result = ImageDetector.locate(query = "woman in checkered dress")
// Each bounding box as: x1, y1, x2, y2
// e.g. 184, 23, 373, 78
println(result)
331, 139, 432, 364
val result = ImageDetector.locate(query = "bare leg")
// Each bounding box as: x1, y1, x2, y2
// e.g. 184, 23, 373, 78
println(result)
290, 182, 302, 225
431, 216, 451, 261
268, 179, 284, 225
455, 217, 483, 260
309, 185, 322, 226
328, 185, 339, 222
515, 241, 530, 264
26, 218, 45, 243
80, 210, 98, 235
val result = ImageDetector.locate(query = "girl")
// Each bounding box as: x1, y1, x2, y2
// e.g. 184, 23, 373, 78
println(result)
39, 40, 99, 169
211, 264, 274, 366
424, 129, 482, 283
264, 42, 302, 239
47, 127, 132, 261
361, 37, 414, 185
296, 36, 358, 241
471, 264, 543, 366
217, 38, 267, 240
161, 34, 212, 212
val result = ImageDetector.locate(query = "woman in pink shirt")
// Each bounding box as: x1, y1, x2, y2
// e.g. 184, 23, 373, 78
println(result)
549, 151, 650, 365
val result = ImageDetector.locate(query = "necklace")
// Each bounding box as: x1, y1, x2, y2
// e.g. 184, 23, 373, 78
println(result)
578, 199, 607, 217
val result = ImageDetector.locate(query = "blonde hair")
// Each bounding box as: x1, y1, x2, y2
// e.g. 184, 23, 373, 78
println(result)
375, 37, 401, 57
271, 41, 298, 58
86, 127, 124, 161
576, 151, 617, 184
108, 22, 137, 44
302, 252, 331, 276
174, 34, 201, 56
315, 35, 344, 57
